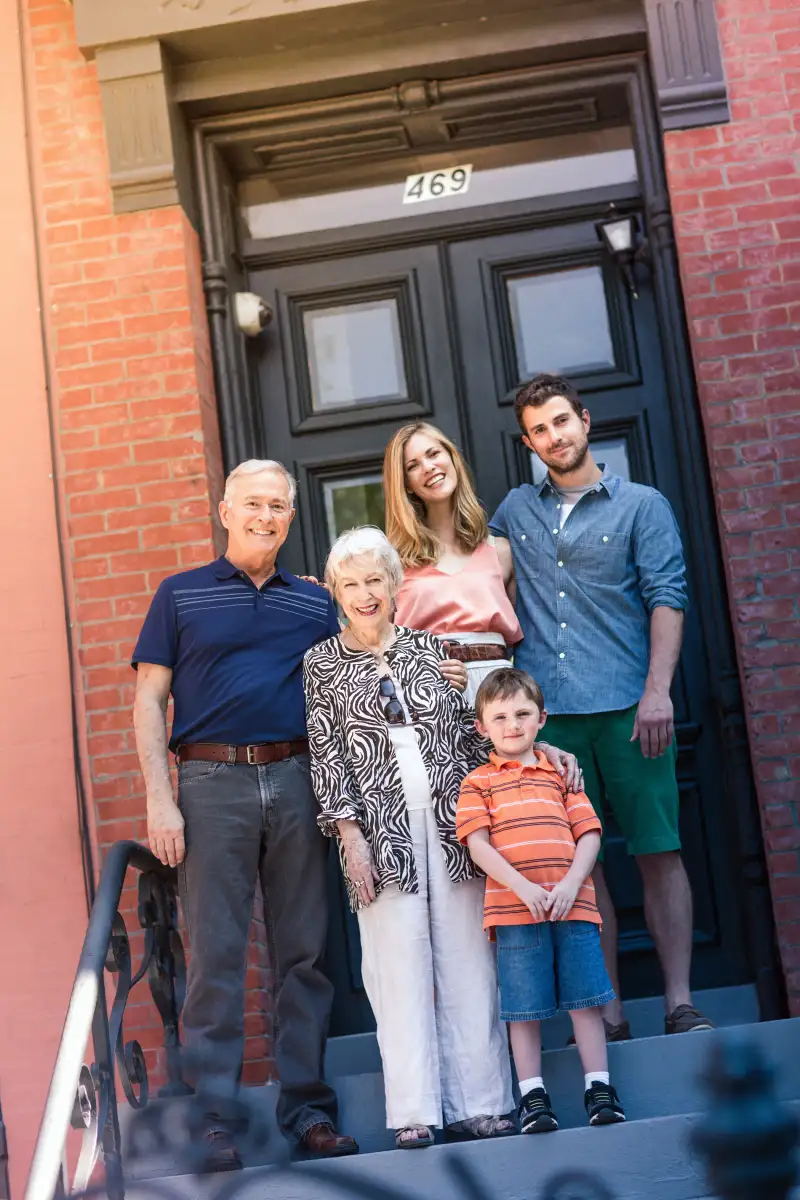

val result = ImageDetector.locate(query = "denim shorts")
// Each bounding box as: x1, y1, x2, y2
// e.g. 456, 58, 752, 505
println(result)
495, 920, 615, 1021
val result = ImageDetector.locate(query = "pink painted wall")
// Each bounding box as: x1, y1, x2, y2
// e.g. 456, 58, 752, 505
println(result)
0, 3, 91, 1193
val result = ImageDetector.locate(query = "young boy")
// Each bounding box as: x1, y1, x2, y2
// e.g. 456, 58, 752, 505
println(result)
456, 667, 626, 1133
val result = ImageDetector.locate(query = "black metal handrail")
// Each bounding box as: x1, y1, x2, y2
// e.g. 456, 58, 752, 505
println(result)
24, 841, 188, 1200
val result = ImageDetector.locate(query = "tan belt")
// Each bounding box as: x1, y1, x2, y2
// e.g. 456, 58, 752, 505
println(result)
176, 739, 309, 766
445, 643, 510, 664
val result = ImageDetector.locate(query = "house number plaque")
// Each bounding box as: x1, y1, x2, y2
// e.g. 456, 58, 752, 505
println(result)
402, 165, 473, 204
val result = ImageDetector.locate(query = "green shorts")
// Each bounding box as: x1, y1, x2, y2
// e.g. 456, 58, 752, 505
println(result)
543, 704, 680, 858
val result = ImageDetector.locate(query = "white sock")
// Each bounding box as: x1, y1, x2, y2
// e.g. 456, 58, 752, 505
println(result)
585, 1071, 610, 1089
518, 1076, 545, 1095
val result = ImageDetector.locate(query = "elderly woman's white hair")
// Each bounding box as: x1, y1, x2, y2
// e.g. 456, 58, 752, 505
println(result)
224, 459, 297, 507
324, 526, 404, 597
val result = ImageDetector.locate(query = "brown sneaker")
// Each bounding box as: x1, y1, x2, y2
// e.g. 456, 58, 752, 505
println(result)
568, 1018, 632, 1047
603, 1019, 633, 1042
665, 1004, 715, 1034
202, 1127, 243, 1173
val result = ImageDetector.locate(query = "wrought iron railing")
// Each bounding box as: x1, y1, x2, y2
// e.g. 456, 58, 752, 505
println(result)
22, 839, 800, 1200
24, 841, 188, 1200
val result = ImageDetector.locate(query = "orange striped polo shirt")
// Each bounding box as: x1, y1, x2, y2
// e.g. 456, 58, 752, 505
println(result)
456, 751, 602, 933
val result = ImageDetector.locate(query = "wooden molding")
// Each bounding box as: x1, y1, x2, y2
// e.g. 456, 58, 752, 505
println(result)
196, 62, 629, 187
643, 0, 729, 130
95, 41, 195, 217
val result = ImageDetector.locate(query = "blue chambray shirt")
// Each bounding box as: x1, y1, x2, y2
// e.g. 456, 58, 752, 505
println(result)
489, 468, 688, 715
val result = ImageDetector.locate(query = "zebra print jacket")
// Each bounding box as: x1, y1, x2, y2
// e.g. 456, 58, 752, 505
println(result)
303, 626, 487, 910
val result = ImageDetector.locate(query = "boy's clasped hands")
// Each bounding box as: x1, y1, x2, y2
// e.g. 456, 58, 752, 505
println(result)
518, 877, 581, 923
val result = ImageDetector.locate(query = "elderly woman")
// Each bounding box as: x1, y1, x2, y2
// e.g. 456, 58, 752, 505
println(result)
303, 526, 519, 1149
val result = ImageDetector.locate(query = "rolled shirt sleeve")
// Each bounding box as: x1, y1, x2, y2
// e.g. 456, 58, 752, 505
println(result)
303, 653, 363, 836
563, 788, 603, 841
488, 495, 511, 539
633, 492, 689, 613
456, 774, 491, 844
131, 578, 178, 669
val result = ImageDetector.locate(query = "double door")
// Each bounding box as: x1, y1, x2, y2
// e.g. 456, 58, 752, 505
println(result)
248, 202, 759, 1032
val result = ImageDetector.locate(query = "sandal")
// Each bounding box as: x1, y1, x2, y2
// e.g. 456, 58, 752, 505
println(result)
395, 1125, 434, 1150
445, 1114, 516, 1141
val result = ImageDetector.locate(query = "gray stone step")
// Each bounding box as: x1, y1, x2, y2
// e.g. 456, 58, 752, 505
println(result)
324, 984, 760, 1077
330, 1019, 800, 1153
121, 1018, 800, 1179
123, 1101, 800, 1200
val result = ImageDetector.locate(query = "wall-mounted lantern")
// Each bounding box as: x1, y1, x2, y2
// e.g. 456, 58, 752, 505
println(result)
595, 208, 650, 300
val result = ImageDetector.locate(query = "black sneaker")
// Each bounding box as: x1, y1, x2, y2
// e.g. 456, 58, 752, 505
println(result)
584, 1081, 626, 1126
518, 1087, 559, 1134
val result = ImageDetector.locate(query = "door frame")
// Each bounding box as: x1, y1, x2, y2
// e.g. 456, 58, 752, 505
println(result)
192, 51, 785, 1019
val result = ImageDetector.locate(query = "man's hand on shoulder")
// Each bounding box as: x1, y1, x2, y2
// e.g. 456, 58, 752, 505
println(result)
632, 686, 674, 758
147, 791, 185, 867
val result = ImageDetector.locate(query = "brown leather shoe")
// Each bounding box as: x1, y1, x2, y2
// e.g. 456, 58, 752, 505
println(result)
301, 1123, 359, 1158
202, 1127, 243, 1173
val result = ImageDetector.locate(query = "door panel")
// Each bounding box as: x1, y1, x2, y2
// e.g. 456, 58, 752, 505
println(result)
250, 244, 462, 576
448, 222, 749, 996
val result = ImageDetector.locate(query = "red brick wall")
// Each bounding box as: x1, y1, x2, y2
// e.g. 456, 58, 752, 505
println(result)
665, 0, 800, 1012
21, 0, 274, 1081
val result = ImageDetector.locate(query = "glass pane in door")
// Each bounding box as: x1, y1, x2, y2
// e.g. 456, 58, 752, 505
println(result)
304, 300, 407, 411
323, 474, 386, 545
507, 266, 615, 379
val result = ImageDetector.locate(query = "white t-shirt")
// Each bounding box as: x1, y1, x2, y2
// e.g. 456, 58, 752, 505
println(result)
556, 482, 598, 528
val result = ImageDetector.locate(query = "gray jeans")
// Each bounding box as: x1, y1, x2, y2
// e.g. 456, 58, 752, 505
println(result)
177, 753, 337, 1141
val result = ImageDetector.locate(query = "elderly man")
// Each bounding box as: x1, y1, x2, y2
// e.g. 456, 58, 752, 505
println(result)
132, 459, 359, 1170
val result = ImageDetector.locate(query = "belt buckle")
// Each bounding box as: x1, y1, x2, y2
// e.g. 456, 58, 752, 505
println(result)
227, 745, 237, 765
246, 745, 258, 765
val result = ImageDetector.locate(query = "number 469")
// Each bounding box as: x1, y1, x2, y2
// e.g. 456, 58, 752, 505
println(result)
403, 165, 472, 204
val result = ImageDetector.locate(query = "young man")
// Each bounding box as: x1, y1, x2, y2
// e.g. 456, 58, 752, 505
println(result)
489, 374, 713, 1039
456, 667, 625, 1131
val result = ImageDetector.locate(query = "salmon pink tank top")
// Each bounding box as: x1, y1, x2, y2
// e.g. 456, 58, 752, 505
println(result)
394, 541, 522, 645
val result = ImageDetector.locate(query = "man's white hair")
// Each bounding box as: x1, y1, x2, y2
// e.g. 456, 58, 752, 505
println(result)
324, 526, 404, 598
223, 459, 297, 507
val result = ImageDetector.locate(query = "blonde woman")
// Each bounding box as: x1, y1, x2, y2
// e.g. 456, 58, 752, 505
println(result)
385, 423, 581, 789
384, 422, 521, 706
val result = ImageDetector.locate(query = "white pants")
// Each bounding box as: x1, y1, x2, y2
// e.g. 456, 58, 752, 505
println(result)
357, 805, 513, 1128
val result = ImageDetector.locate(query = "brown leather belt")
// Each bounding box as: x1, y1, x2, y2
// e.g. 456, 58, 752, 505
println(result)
445, 643, 510, 664
177, 739, 309, 766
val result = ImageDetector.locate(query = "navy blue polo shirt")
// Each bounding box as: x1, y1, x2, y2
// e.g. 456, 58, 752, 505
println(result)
132, 556, 340, 752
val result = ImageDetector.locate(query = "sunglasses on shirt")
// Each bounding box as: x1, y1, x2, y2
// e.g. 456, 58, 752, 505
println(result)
379, 675, 406, 726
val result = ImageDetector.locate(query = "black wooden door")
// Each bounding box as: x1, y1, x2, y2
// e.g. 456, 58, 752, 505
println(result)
248, 201, 756, 1033
250, 242, 464, 1033
448, 220, 751, 1000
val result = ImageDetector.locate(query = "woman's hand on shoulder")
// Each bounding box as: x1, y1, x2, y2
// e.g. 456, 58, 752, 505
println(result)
439, 644, 468, 693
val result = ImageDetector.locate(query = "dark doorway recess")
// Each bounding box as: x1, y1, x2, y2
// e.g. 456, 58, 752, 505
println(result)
193, 52, 783, 1032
